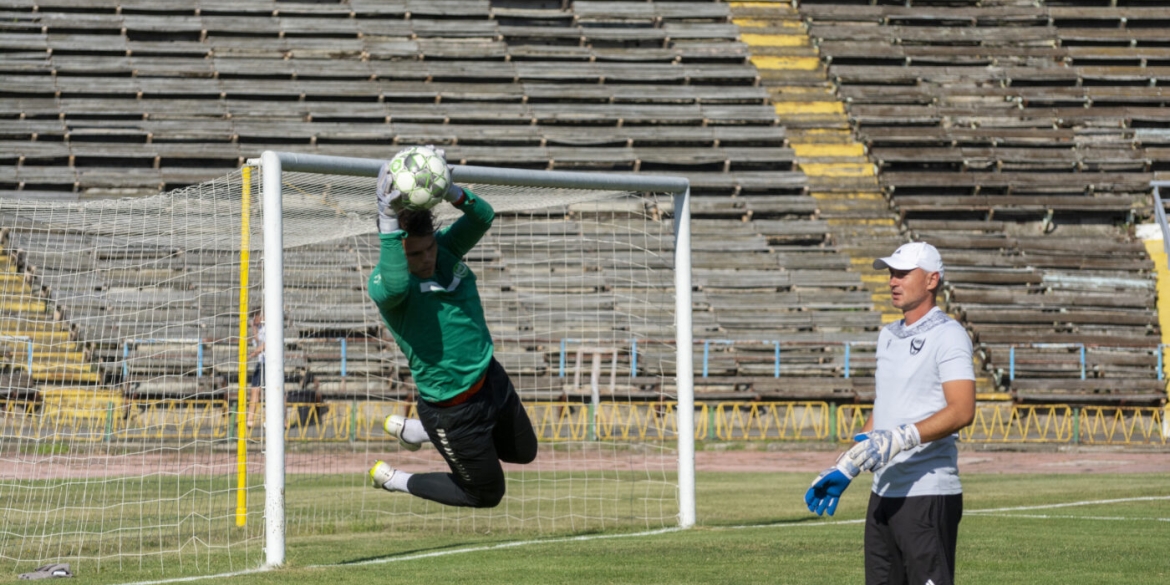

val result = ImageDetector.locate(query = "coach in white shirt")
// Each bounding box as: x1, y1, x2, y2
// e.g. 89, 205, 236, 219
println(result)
804, 241, 976, 585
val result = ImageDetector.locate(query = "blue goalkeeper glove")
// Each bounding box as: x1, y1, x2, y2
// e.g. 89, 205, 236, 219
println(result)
805, 449, 865, 516
375, 162, 404, 234
853, 423, 921, 472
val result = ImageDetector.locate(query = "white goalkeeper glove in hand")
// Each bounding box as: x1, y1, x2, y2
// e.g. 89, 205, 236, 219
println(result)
852, 423, 921, 472
375, 161, 404, 234
426, 145, 466, 206
805, 451, 863, 517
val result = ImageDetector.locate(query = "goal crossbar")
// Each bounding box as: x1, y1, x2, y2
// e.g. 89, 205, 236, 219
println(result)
253, 151, 695, 567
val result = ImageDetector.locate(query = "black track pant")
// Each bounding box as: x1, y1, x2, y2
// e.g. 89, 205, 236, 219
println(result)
408, 358, 538, 508
865, 492, 963, 585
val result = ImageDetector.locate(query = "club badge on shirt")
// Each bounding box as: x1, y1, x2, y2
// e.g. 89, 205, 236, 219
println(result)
910, 338, 926, 355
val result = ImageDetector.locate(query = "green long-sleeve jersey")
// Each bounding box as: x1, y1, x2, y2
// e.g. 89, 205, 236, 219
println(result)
367, 190, 494, 403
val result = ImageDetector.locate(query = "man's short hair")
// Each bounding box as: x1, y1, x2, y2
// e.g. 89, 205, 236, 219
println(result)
398, 208, 435, 238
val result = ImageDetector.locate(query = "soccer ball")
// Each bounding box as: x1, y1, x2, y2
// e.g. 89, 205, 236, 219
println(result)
388, 146, 450, 211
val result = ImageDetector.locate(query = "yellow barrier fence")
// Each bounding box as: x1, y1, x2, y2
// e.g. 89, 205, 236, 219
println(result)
0, 400, 1164, 445
837, 404, 1167, 445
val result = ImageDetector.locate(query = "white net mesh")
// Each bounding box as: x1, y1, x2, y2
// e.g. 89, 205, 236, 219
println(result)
0, 164, 680, 576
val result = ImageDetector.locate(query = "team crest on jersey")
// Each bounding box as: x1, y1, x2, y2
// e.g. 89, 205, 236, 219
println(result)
453, 262, 470, 279
910, 337, 926, 355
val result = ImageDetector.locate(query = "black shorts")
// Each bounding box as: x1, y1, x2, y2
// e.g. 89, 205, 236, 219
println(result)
250, 362, 264, 389
410, 357, 538, 508
865, 491, 963, 585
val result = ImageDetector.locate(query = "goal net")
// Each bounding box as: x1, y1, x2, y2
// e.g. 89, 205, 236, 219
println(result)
0, 152, 693, 576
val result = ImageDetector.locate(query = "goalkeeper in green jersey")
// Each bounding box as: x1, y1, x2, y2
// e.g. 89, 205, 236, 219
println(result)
366, 148, 537, 508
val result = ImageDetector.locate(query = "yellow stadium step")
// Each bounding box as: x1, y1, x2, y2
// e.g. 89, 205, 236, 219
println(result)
750, 55, 822, 71
0, 329, 71, 344
791, 143, 866, 158
774, 101, 845, 116
31, 351, 88, 363
788, 126, 854, 139
31, 367, 101, 384
732, 18, 803, 30
1, 300, 47, 313
0, 315, 60, 328
831, 218, 896, 227
0, 277, 31, 294
799, 162, 876, 177
39, 387, 123, 420
810, 191, 885, 201
740, 33, 808, 47
769, 85, 835, 99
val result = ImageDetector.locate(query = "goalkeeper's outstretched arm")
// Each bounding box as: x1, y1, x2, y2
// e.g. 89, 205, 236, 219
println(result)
438, 188, 495, 259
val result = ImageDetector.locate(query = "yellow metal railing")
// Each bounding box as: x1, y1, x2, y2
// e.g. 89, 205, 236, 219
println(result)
710, 402, 829, 441
836, 404, 1167, 445
0, 400, 1164, 445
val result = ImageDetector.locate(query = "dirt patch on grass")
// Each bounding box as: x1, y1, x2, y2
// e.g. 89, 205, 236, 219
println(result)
3, 443, 1167, 480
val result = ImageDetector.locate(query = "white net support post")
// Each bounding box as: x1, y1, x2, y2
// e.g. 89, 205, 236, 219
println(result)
254, 151, 694, 568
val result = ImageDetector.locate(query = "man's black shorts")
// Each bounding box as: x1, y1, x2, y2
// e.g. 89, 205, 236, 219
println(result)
865, 491, 963, 585
410, 357, 537, 507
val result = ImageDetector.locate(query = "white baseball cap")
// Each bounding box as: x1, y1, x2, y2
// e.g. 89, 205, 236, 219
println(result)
873, 241, 944, 279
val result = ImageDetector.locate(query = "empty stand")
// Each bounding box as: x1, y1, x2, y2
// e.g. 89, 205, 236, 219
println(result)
801, 0, 1167, 405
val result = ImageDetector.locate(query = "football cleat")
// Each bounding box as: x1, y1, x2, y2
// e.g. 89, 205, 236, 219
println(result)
369, 460, 396, 490
383, 414, 422, 451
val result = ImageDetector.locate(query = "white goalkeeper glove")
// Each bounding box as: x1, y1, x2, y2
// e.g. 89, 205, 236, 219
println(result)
375, 161, 404, 234
426, 145, 466, 206
853, 423, 921, 472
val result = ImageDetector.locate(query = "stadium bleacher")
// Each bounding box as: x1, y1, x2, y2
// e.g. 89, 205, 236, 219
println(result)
0, 0, 896, 406
800, 0, 1167, 404
1, 0, 1165, 407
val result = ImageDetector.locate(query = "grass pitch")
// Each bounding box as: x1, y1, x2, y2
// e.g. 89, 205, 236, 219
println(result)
14, 472, 1170, 585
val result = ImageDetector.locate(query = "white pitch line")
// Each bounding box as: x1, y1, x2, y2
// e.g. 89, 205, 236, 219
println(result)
976, 513, 1170, 522
116, 567, 269, 585
113, 494, 1170, 585
966, 495, 1170, 515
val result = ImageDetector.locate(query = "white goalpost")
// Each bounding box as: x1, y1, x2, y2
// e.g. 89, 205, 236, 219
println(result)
254, 151, 694, 567
0, 151, 693, 575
